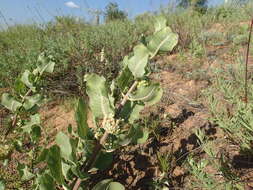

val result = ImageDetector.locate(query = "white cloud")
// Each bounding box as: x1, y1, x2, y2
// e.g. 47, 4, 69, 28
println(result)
65, 1, 80, 9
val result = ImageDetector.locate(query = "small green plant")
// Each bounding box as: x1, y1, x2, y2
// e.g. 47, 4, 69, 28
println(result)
204, 61, 253, 153
1, 16, 178, 190
157, 152, 171, 174
187, 128, 244, 190
149, 151, 174, 190
0, 53, 55, 189
189, 38, 205, 58
1, 52, 55, 140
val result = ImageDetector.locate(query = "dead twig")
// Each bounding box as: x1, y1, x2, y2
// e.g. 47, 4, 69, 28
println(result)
244, 18, 253, 105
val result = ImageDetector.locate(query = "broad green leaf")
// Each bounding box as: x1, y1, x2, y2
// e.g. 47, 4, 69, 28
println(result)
84, 74, 114, 118
128, 44, 150, 78
23, 94, 42, 110
119, 101, 132, 121
1, 93, 22, 112
107, 182, 125, 190
129, 82, 163, 106
56, 132, 76, 162
67, 124, 73, 134
17, 163, 35, 181
47, 145, 64, 184
148, 27, 178, 57
0, 180, 5, 190
120, 55, 129, 68
92, 179, 113, 190
130, 125, 149, 144
92, 180, 124, 190
94, 151, 113, 170
22, 114, 41, 133
38, 173, 56, 190
31, 125, 42, 142
116, 66, 134, 92
37, 149, 49, 162
20, 70, 35, 91
120, 101, 144, 124
75, 99, 89, 139
154, 16, 167, 32
36, 53, 55, 75
129, 104, 145, 123
62, 162, 71, 180
117, 133, 132, 146
14, 79, 26, 95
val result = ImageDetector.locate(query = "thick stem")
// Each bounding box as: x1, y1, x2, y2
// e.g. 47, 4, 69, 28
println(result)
5, 74, 42, 137
72, 81, 138, 190
116, 81, 138, 113
72, 132, 109, 190
83, 132, 109, 171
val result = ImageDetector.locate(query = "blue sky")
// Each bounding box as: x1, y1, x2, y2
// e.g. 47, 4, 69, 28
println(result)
0, 0, 222, 27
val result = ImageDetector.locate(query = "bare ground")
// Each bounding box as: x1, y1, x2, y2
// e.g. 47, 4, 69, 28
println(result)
2, 44, 253, 189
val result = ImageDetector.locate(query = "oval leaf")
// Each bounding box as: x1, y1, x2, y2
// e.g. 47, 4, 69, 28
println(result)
23, 94, 42, 110
107, 182, 125, 190
36, 53, 55, 75
129, 82, 163, 106
75, 99, 89, 139
17, 163, 35, 181
148, 27, 178, 57
92, 179, 113, 190
94, 151, 113, 171
116, 66, 134, 92
1, 93, 22, 112
46, 145, 64, 184
84, 74, 114, 118
120, 101, 144, 124
130, 125, 149, 144
22, 114, 41, 133
128, 104, 145, 123
38, 173, 56, 190
56, 132, 76, 162
20, 70, 36, 91
154, 16, 167, 32
128, 44, 150, 78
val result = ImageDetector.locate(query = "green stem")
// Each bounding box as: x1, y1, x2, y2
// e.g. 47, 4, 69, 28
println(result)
5, 88, 33, 137
5, 75, 40, 137
72, 81, 138, 190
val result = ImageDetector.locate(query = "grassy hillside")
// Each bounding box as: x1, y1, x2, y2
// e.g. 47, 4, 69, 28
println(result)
1, 2, 253, 190
0, 3, 251, 89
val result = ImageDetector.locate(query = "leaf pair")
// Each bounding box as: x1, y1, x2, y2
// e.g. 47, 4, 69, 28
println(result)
1, 93, 22, 112
124, 16, 178, 79
36, 146, 64, 190
22, 114, 41, 142
21, 53, 55, 92
1, 52, 55, 113
33, 53, 55, 76
129, 82, 163, 106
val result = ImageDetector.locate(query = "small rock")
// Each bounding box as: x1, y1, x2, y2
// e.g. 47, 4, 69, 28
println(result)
173, 166, 185, 177
165, 104, 182, 119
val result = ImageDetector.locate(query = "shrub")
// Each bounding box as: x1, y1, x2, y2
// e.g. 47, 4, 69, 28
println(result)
1, 16, 179, 190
